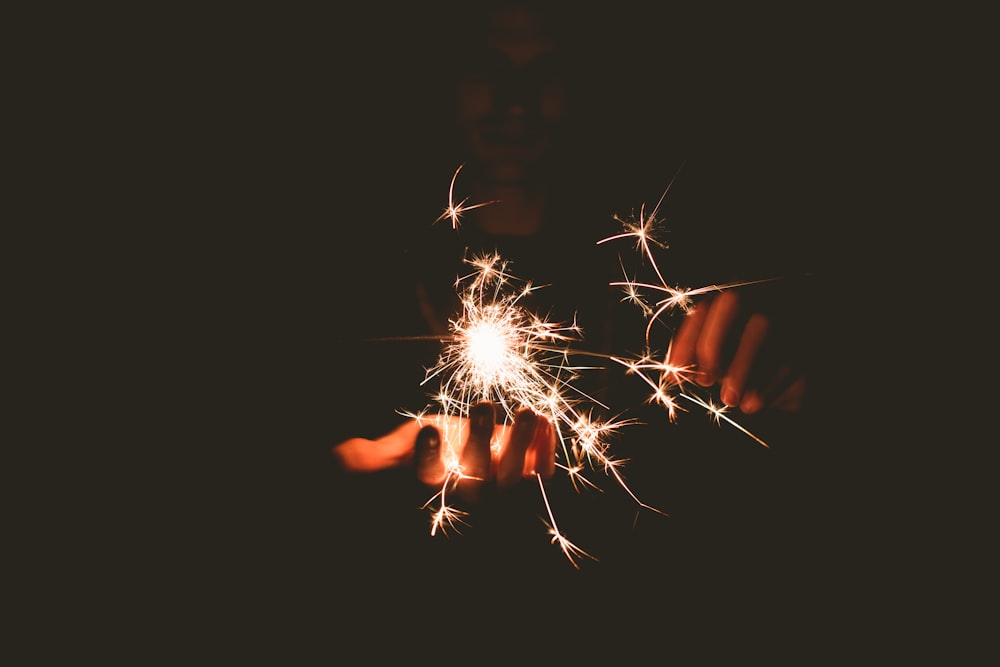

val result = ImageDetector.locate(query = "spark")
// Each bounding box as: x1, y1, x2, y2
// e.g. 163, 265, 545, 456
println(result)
679, 392, 771, 449
425, 499, 469, 537
536, 473, 596, 569
609, 274, 779, 348
434, 163, 499, 229
599, 167, 775, 448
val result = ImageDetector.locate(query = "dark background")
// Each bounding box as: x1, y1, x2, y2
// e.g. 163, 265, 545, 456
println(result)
37, 2, 965, 659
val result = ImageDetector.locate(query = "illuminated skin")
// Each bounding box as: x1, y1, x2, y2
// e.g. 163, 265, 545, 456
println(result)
667, 291, 808, 415
332, 403, 554, 494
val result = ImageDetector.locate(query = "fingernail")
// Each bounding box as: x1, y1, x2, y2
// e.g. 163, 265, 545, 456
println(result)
721, 386, 738, 407
469, 401, 496, 433
416, 425, 440, 455
511, 409, 538, 440
415, 425, 444, 485
498, 410, 537, 489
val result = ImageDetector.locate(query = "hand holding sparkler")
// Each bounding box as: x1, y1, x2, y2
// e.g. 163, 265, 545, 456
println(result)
667, 289, 809, 415
333, 401, 556, 502
415, 401, 556, 503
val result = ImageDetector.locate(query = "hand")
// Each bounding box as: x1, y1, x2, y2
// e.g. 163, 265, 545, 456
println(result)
332, 402, 556, 502
666, 289, 808, 414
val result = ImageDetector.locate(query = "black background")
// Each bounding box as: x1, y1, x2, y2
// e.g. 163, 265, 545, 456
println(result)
28, 2, 969, 660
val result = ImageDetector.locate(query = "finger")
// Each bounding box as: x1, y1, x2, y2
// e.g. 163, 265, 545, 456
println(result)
524, 415, 555, 480
695, 290, 742, 387
456, 401, 495, 502
332, 420, 423, 473
497, 408, 538, 489
665, 299, 709, 375
720, 312, 770, 408
415, 425, 446, 486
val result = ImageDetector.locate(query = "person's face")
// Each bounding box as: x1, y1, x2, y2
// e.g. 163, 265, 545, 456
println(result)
455, 5, 569, 186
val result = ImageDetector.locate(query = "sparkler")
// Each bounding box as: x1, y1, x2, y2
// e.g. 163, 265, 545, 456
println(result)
395, 163, 783, 567
434, 163, 498, 229
406, 252, 665, 567
597, 168, 778, 448
407, 167, 666, 568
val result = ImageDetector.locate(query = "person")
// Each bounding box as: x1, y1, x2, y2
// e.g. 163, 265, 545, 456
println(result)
311, 2, 847, 618
105, 1, 911, 652
163, 2, 923, 655
330, 0, 814, 483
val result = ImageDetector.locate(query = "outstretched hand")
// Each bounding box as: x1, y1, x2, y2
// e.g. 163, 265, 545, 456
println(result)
333, 402, 555, 502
